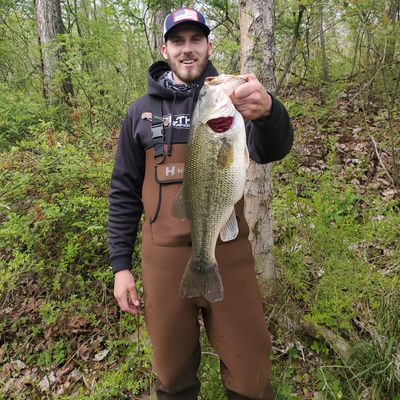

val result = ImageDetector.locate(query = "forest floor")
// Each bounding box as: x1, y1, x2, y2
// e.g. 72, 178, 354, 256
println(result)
0, 84, 399, 399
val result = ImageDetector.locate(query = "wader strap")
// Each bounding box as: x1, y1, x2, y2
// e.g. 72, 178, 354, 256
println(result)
150, 95, 165, 164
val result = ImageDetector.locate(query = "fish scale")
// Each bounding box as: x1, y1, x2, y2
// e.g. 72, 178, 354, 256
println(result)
171, 75, 249, 302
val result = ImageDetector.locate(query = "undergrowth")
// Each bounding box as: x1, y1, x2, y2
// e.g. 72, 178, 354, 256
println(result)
270, 95, 399, 399
1, 88, 399, 399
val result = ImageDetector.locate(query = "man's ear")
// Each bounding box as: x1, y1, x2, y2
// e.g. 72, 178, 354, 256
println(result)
161, 44, 168, 60
207, 41, 213, 57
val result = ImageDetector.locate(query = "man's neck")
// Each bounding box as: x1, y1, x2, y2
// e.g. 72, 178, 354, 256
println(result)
171, 72, 185, 85
163, 71, 194, 94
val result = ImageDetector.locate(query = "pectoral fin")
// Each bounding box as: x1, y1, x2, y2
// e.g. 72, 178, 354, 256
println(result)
217, 140, 234, 169
219, 209, 239, 242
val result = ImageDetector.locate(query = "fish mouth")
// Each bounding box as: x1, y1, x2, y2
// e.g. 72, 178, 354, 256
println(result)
207, 116, 234, 133
205, 75, 248, 96
205, 75, 236, 85
205, 75, 248, 85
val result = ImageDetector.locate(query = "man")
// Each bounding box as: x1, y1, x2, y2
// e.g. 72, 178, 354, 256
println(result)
108, 7, 293, 400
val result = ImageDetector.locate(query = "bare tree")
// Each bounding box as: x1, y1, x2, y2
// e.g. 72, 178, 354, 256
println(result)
276, 3, 305, 94
383, 0, 400, 69
34, 0, 73, 104
318, 0, 329, 83
239, 0, 277, 292
149, 3, 171, 59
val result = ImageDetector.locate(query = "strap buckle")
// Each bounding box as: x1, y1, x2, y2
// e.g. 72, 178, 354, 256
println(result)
152, 115, 165, 164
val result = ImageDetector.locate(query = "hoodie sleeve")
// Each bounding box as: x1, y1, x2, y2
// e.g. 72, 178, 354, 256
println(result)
246, 94, 294, 163
108, 106, 145, 273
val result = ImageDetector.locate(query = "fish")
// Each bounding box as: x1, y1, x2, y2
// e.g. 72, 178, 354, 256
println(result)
171, 74, 249, 303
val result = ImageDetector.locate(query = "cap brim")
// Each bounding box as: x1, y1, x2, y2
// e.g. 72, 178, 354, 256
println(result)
164, 21, 210, 41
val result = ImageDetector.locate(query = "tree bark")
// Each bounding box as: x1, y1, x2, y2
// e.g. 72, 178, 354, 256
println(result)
349, 27, 360, 79
149, 4, 171, 59
318, 0, 329, 83
383, 0, 399, 69
34, 0, 73, 105
276, 3, 305, 94
239, 0, 277, 293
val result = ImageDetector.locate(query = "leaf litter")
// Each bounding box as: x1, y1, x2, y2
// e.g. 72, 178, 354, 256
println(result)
1, 85, 399, 398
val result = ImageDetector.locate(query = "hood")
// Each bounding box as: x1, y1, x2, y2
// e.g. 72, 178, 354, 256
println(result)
147, 60, 219, 100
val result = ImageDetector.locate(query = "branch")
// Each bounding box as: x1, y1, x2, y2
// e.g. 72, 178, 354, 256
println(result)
369, 135, 395, 185
276, 4, 305, 94
275, 313, 350, 362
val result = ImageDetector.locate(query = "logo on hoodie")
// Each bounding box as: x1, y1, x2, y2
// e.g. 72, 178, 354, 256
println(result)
170, 114, 191, 129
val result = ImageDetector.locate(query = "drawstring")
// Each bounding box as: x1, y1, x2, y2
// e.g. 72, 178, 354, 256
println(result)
166, 83, 200, 157
192, 83, 201, 108
189, 84, 200, 114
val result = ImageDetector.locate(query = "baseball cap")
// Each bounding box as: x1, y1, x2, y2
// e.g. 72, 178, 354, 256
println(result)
163, 7, 210, 41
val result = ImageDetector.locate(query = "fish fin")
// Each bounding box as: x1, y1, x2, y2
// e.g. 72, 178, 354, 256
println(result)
171, 188, 187, 219
219, 209, 239, 242
217, 140, 234, 169
244, 145, 250, 168
179, 259, 224, 303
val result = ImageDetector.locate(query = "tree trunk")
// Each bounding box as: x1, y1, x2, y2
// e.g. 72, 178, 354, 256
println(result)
149, 4, 171, 58
383, 0, 399, 69
318, 0, 329, 83
34, 0, 73, 105
239, 0, 277, 293
349, 27, 360, 79
301, 13, 311, 81
276, 3, 305, 94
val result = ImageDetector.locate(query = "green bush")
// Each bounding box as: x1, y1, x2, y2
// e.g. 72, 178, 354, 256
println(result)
0, 86, 53, 150
0, 127, 114, 305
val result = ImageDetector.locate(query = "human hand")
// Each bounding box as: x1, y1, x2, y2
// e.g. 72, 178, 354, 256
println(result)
114, 269, 141, 315
231, 74, 272, 120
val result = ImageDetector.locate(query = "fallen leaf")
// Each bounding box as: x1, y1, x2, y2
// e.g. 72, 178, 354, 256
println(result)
39, 371, 57, 392
382, 188, 397, 199
94, 349, 109, 361
0, 346, 5, 362
58, 360, 75, 378
68, 315, 90, 329
69, 368, 83, 381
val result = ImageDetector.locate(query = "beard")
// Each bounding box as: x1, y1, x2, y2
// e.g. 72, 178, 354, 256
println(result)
166, 53, 210, 84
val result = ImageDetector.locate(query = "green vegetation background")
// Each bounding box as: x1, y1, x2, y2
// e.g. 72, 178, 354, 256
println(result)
0, 0, 399, 399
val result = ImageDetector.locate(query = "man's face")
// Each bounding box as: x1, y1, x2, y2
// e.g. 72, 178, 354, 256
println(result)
162, 25, 213, 84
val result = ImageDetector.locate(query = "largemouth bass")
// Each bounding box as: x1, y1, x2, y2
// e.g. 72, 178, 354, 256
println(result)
172, 75, 249, 303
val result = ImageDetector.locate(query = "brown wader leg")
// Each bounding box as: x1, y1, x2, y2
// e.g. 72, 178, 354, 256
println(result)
141, 223, 201, 399
140, 144, 273, 397
141, 223, 274, 399
225, 387, 274, 400
202, 237, 274, 400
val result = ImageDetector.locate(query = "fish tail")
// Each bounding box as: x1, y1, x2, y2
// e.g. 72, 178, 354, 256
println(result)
179, 258, 224, 303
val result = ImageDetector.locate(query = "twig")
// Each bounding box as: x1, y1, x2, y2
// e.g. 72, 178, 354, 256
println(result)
369, 135, 395, 185
201, 351, 218, 357
58, 331, 101, 370
271, 345, 289, 355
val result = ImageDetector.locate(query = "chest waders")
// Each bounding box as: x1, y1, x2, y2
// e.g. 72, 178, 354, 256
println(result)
140, 102, 274, 400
